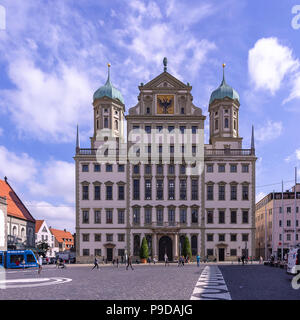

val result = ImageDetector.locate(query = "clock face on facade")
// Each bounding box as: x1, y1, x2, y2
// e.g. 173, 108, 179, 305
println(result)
157, 95, 174, 114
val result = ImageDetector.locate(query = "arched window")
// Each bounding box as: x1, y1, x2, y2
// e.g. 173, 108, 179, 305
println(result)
115, 120, 118, 130
234, 120, 236, 130
191, 208, 198, 224
134, 235, 140, 256
191, 235, 198, 256
224, 118, 229, 128
13, 226, 17, 236
21, 228, 25, 238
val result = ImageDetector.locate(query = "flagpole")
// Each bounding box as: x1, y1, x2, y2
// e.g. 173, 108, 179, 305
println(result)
281, 180, 284, 260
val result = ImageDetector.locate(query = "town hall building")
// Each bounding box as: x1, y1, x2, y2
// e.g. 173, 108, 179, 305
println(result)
74, 59, 256, 263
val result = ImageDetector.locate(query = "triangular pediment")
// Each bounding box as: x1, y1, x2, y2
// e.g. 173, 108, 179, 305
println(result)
141, 72, 190, 90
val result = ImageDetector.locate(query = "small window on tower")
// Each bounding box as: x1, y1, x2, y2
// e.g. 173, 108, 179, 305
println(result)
181, 107, 185, 114
104, 118, 108, 128
215, 119, 218, 130
115, 120, 118, 130
225, 118, 229, 128
234, 120, 236, 130
225, 109, 228, 113
146, 107, 150, 114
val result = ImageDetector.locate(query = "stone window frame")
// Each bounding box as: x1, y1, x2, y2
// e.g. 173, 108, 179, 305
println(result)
105, 181, 114, 200
133, 178, 140, 200
81, 208, 90, 224
242, 209, 250, 224
93, 181, 102, 200
81, 163, 89, 172
82, 233, 90, 242
144, 205, 153, 225
206, 209, 214, 224
81, 181, 90, 200
218, 233, 225, 242
106, 233, 113, 242
117, 233, 126, 242
242, 233, 249, 242
94, 208, 101, 224
191, 178, 199, 200
117, 209, 125, 224
82, 249, 90, 256
241, 163, 250, 173
117, 181, 126, 200
230, 182, 238, 201
105, 208, 114, 224
230, 209, 237, 224
230, 233, 237, 242
179, 178, 187, 200
144, 178, 152, 200
206, 163, 214, 173
207, 233, 214, 242
167, 205, 176, 225
156, 206, 164, 225
218, 163, 226, 173
132, 205, 141, 225
218, 181, 226, 201
206, 181, 214, 201
94, 233, 102, 242
191, 205, 199, 225
218, 209, 226, 224
179, 205, 188, 224
241, 182, 250, 201
93, 163, 101, 172
230, 163, 238, 173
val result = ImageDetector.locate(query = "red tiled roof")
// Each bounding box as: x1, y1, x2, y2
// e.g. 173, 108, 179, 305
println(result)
0, 179, 35, 223
35, 220, 44, 233
50, 228, 74, 245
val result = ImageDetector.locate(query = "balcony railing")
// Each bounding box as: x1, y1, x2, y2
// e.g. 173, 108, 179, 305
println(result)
204, 149, 254, 156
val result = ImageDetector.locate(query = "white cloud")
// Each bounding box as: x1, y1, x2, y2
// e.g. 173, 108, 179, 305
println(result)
0, 146, 38, 184
25, 201, 75, 233
256, 192, 266, 202
283, 72, 300, 103
285, 148, 300, 163
255, 120, 283, 142
29, 160, 75, 204
248, 37, 299, 94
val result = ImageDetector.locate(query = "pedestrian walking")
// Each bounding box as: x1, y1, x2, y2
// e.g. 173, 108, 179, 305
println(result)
116, 258, 119, 268
241, 255, 245, 265
259, 256, 263, 264
196, 254, 200, 267
21, 258, 26, 271
153, 257, 157, 264
164, 253, 169, 267
92, 257, 99, 270
126, 256, 134, 270
38, 255, 43, 274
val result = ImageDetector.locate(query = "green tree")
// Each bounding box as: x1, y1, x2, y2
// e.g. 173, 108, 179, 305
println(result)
36, 241, 50, 257
182, 236, 192, 260
139, 237, 149, 259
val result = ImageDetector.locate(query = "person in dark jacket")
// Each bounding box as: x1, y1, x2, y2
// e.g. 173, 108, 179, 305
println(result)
126, 256, 134, 270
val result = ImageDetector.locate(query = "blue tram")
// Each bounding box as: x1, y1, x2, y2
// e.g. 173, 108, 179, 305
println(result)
0, 250, 39, 269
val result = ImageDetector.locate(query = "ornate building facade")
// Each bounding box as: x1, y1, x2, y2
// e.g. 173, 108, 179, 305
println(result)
74, 60, 256, 263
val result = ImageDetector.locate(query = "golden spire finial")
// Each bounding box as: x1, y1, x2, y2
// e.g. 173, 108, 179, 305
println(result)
108, 63, 111, 68
222, 63, 226, 68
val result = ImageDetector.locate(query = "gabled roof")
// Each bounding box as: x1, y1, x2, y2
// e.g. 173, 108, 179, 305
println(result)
140, 71, 190, 90
50, 228, 74, 244
0, 179, 35, 223
35, 220, 45, 233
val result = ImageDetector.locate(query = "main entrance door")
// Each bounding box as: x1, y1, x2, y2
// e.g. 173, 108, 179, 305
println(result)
159, 236, 173, 261
218, 248, 225, 261
107, 248, 113, 262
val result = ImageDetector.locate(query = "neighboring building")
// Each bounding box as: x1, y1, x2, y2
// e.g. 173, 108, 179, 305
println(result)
50, 228, 74, 252
0, 196, 7, 251
0, 177, 35, 249
35, 220, 56, 257
255, 184, 300, 260
74, 60, 256, 263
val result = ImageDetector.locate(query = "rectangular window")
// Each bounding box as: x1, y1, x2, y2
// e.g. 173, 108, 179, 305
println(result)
133, 165, 140, 174
145, 208, 152, 224
82, 249, 90, 256
207, 249, 214, 256
192, 126, 198, 134
118, 210, 125, 224
156, 179, 163, 200
82, 211, 89, 224
157, 164, 163, 175
287, 207, 291, 213
118, 164, 125, 172
82, 234, 89, 242
145, 126, 151, 134
230, 165, 237, 173
230, 234, 237, 242
207, 185, 214, 200
133, 208, 140, 225
242, 234, 249, 242
218, 185, 225, 200
106, 164, 113, 172
145, 180, 152, 200
168, 180, 175, 200
218, 164, 225, 172
106, 185, 113, 200
94, 164, 101, 172
82, 164, 89, 172
231, 185, 237, 200
219, 234, 225, 242
168, 165, 175, 174
106, 210, 113, 224
95, 249, 102, 256
118, 234, 125, 242
118, 185, 125, 200
94, 185, 101, 200
168, 126, 174, 132
82, 185, 89, 200
219, 211, 225, 224
191, 179, 198, 200
180, 165, 186, 174
287, 234, 291, 241
207, 210, 213, 224
207, 164, 213, 173
230, 211, 237, 224
94, 234, 101, 242
179, 126, 186, 134
287, 220, 291, 227
180, 179, 187, 200
94, 210, 101, 224
242, 185, 249, 200
242, 211, 249, 223
145, 165, 151, 175
106, 234, 113, 242
242, 164, 249, 173
180, 208, 187, 224
157, 208, 163, 225
207, 234, 213, 242
192, 208, 198, 224
279, 220, 282, 227
230, 249, 237, 256
168, 209, 175, 225
133, 179, 140, 200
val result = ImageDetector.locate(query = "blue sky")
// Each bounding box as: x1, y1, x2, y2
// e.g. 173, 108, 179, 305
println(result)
0, 0, 300, 232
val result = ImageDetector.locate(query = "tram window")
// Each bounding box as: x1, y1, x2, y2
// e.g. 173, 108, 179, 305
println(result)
27, 254, 36, 263
0, 255, 2, 264
10, 254, 24, 263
